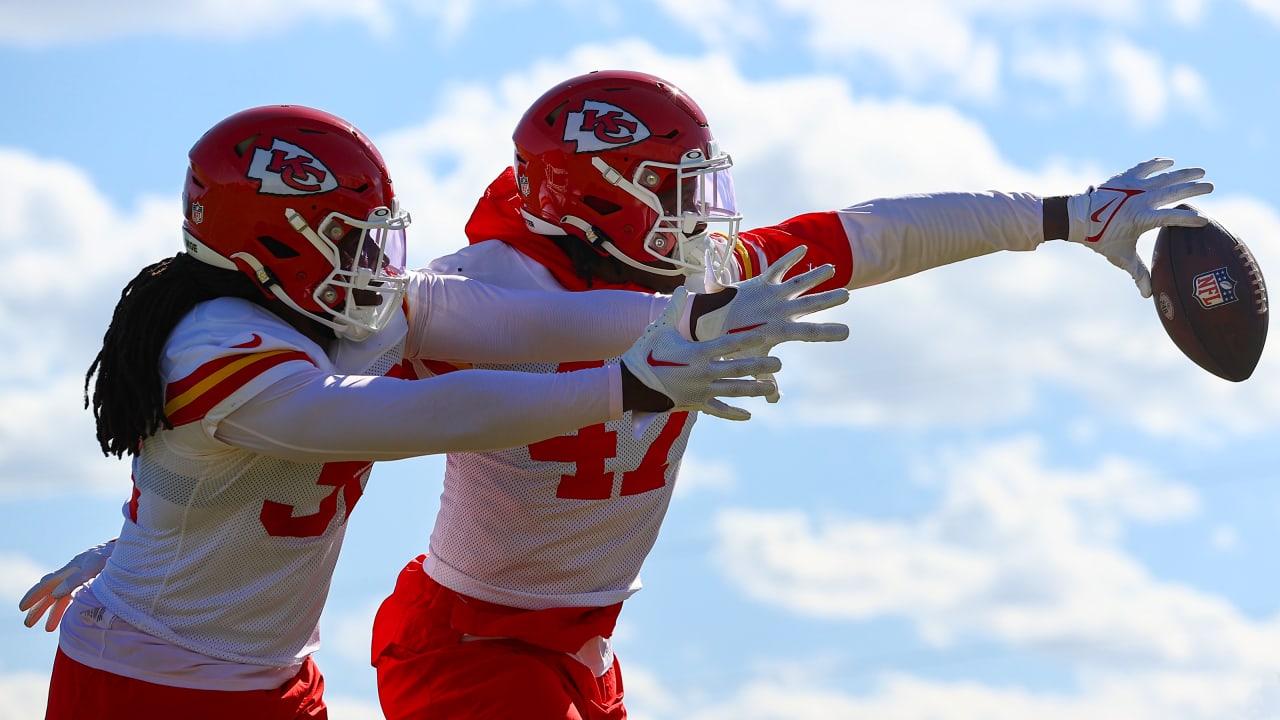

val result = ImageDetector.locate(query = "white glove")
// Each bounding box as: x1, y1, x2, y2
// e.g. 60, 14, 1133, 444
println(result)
696, 246, 850, 401
623, 287, 783, 421
19, 539, 115, 632
1066, 157, 1213, 298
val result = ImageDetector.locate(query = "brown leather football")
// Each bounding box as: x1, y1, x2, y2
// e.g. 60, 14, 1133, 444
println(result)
1150, 205, 1268, 381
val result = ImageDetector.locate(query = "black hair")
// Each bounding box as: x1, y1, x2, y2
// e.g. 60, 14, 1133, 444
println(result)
85, 252, 266, 458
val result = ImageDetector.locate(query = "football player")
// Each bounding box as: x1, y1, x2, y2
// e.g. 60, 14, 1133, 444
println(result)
368, 70, 1213, 719
26, 72, 1212, 719
20, 102, 848, 720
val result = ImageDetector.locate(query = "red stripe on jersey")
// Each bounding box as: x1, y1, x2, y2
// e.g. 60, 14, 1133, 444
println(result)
739, 211, 854, 291
164, 350, 312, 426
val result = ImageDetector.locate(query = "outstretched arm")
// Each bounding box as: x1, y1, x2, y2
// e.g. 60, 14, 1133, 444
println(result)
748, 157, 1211, 296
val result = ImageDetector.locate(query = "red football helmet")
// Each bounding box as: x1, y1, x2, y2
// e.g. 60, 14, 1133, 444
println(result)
512, 70, 740, 278
181, 104, 410, 341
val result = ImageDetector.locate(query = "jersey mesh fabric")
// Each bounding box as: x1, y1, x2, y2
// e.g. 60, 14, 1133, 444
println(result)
426, 359, 697, 608
427, 188, 1049, 611
91, 297, 401, 665
422, 219, 850, 609
421, 243, 697, 609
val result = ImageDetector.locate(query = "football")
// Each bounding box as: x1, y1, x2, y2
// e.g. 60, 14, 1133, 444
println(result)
1150, 205, 1268, 381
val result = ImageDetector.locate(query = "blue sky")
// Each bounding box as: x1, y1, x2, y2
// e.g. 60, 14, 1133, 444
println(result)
2, 1, 1279, 718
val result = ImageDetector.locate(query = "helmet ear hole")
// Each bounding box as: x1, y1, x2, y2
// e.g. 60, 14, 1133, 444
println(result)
258, 236, 301, 259
582, 196, 621, 216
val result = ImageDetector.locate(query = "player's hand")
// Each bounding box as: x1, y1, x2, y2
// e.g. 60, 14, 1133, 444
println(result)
1066, 157, 1213, 298
622, 287, 782, 421
19, 539, 116, 632
690, 245, 850, 401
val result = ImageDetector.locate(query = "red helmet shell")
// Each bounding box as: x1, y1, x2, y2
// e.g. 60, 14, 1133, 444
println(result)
182, 105, 398, 315
513, 70, 721, 267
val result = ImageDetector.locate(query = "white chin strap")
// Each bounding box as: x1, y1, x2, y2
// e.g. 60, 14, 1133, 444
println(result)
556, 215, 687, 277
183, 230, 374, 340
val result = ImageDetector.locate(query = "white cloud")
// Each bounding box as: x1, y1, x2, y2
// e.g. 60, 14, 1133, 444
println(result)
678, 435, 1280, 717
4, 45, 1273, 503
0, 0, 398, 47
0, 552, 49, 602
1211, 524, 1240, 551
712, 435, 1280, 672
322, 598, 381, 667
623, 667, 1280, 720
1102, 38, 1170, 128
0, 672, 49, 720
673, 453, 737, 496
0, 149, 174, 498
1241, 0, 1280, 26
646, 0, 1208, 128
1169, 64, 1217, 126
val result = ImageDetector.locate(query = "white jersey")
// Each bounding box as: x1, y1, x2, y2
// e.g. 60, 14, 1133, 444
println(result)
423, 188, 1047, 610
91, 296, 401, 666
61, 267, 670, 687
424, 241, 696, 609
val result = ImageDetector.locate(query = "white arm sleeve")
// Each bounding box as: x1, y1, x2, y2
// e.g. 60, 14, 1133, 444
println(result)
841, 191, 1045, 288
403, 270, 667, 362
215, 364, 623, 462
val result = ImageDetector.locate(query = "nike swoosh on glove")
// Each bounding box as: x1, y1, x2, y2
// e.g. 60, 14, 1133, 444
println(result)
19, 538, 116, 632
1066, 157, 1213, 298
694, 245, 850, 401
622, 287, 783, 422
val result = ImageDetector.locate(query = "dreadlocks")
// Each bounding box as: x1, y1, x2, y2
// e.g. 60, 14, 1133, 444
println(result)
85, 252, 266, 458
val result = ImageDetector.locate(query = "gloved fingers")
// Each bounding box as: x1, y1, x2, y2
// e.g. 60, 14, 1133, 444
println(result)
699, 328, 770, 359
1148, 181, 1214, 209
781, 262, 837, 295
1150, 205, 1211, 229
778, 288, 850, 318
1117, 157, 1174, 181
1108, 252, 1153, 299
1145, 166, 1207, 188
771, 321, 850, 343
699, 398, 753, 421
712, 354, 784, 379
708, 375, 782, 398
1135, 271, 1153, 299
756, 372, 782, 403
52, 576, 85, 599
19, 569, 70, 611
22, 594, 55, 628
44, 596, 72, 632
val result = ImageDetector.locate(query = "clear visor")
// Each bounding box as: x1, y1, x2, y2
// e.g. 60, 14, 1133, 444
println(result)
320, 203, 409, 279
303, 201, 412, 340
636, 151, 741, 273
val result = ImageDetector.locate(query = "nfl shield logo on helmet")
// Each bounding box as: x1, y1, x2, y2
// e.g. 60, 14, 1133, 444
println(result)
1193, 267, 1238, 309
190, 201, 204, 224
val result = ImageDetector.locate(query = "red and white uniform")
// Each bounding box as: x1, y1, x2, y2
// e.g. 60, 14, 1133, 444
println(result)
373, 169, 1049, 718
57, 269, 669, 693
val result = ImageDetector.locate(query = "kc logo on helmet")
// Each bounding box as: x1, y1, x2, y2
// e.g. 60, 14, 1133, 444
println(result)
563, 100, 651, 153
247, 138, 339, 196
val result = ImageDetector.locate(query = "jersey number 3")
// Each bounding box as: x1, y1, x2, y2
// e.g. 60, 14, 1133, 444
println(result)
260, 461, 371, 537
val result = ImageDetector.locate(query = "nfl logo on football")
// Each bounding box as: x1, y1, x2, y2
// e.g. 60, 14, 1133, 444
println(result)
1193, 267, 1237, 309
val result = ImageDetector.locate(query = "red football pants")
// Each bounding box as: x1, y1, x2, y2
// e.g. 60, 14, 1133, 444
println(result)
372, 555, 626, 720
44, 647, 327, 720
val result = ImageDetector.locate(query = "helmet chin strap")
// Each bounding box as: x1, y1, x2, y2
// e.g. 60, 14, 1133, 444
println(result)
557, 214, 686, 278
